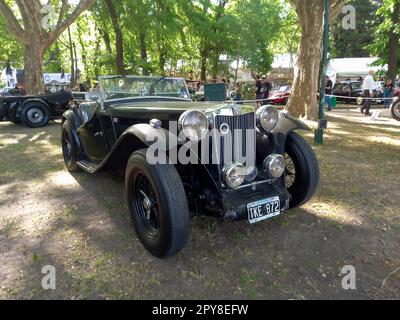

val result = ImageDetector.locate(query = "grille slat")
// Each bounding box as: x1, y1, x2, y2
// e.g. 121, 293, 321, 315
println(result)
214, 113, 256, 168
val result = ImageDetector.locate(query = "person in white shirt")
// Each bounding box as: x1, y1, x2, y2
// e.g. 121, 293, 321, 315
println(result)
361, 70, 375, 116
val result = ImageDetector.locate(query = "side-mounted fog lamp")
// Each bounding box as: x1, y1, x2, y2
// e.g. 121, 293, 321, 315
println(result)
263, 154, 286, 178
222, 163, 246, 189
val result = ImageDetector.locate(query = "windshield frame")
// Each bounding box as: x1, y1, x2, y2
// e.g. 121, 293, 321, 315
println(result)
98, 75, 191, 102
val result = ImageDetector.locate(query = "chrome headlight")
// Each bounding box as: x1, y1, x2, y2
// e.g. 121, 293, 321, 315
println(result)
222, 163, 246, 189
178, 110, 209, 141
263, 154, 286, 178
256, 105, 279, 131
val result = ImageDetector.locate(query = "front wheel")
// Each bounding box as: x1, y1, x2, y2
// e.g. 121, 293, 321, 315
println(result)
125, 149, 190, 258
61, 120, 80, 172
285, 132, 320, 208
391, 100, 400, 121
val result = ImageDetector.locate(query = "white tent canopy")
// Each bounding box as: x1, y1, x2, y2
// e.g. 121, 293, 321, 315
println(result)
327, 58, 387, 84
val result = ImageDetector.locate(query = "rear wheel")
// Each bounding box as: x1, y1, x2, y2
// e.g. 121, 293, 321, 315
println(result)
285, 132, 320, 208
126, 149, 189, 258
21, 102, 50, 128
391, 100, 400, 121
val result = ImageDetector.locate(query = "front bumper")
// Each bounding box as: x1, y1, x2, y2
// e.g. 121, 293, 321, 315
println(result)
221, 179, 290, 221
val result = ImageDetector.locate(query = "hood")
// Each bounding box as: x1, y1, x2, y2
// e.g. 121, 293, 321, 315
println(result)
110, 100, 255, 121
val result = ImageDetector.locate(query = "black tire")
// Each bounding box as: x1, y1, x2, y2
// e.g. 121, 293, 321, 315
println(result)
285, 131, 320, 208
20, 102, 50, 128
0, 103, 7, 121
391, 100, 400, 121
61, 120, 80, 172
125, 149, 189, 258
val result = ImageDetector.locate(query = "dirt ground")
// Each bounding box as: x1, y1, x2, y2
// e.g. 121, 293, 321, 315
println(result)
0, 107, 399, 300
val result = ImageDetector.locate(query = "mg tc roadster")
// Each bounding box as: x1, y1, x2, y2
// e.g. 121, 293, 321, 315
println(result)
61, 76, 319, 258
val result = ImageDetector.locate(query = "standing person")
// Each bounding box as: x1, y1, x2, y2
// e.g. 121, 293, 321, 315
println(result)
5, 62, 15, 88
384, 79, 394, 109
227, 79, 234, 98
261, 76, 272, 105
361, 70, 375, 116
234, 83, 244, 105
325, 76, 333, 111
255, 75, 263, 108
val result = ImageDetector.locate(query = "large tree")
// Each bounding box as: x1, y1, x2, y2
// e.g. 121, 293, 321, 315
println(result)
369, 0, 400, 82
0, 0, 95, 94
286, 0, 346, 119
330, 0, 380, 58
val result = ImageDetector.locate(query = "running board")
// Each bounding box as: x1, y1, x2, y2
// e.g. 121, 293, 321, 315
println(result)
77, 160, 99, 173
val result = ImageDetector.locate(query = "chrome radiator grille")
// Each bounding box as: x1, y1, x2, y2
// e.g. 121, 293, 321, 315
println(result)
214, 113, 256, 168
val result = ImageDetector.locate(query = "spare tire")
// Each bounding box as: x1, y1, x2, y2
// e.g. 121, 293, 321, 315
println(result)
20, 101, 50, 128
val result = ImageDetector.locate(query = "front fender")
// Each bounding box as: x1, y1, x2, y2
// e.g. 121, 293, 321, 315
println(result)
273, 113, 311, 135
258, 113, 311, 155
122, 124, 172, 152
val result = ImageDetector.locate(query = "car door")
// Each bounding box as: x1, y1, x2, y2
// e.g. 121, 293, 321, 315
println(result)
77, 102, 111, 164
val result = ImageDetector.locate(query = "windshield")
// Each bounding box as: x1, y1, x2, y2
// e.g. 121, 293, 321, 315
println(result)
279, 86, 291, 92
98, 76, 190, 101
351, 82, 362, 90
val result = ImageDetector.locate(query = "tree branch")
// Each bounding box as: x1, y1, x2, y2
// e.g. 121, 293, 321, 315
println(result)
46, 0, 95, 48
57, 0, 70, 28
0, 0, 29, 44
330, 0, 348, 21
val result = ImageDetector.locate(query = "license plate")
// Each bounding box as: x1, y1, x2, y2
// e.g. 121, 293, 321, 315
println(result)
247, 197, 281, 224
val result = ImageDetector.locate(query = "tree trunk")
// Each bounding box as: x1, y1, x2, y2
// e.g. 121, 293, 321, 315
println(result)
286, 1, 323, 120
139, 32, 149, 76
24, 43, 44, 95
105, 0, 126, 76
388, 1, 400, 83
68, 27, 76, 88
287, 0, 346, 120
200, 41, 208, 81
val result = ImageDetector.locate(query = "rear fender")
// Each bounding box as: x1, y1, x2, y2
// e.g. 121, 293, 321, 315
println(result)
21, 99, 51, 114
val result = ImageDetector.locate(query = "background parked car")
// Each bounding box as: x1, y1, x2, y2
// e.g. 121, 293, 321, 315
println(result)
0, 91, 73, 127
332, 81, 383, 105
266, 85, 291, 105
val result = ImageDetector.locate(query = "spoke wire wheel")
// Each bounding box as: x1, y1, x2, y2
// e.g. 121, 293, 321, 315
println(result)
284, 152, 296, 189
132, 171, 161, 239
27, 107, 44, 124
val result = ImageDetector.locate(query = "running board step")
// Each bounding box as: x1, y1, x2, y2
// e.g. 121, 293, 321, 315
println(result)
77, 160, 99, 173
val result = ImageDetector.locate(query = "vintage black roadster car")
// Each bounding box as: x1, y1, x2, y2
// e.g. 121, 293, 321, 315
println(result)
0, 91, 73, 127
61, 76, 320, 258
